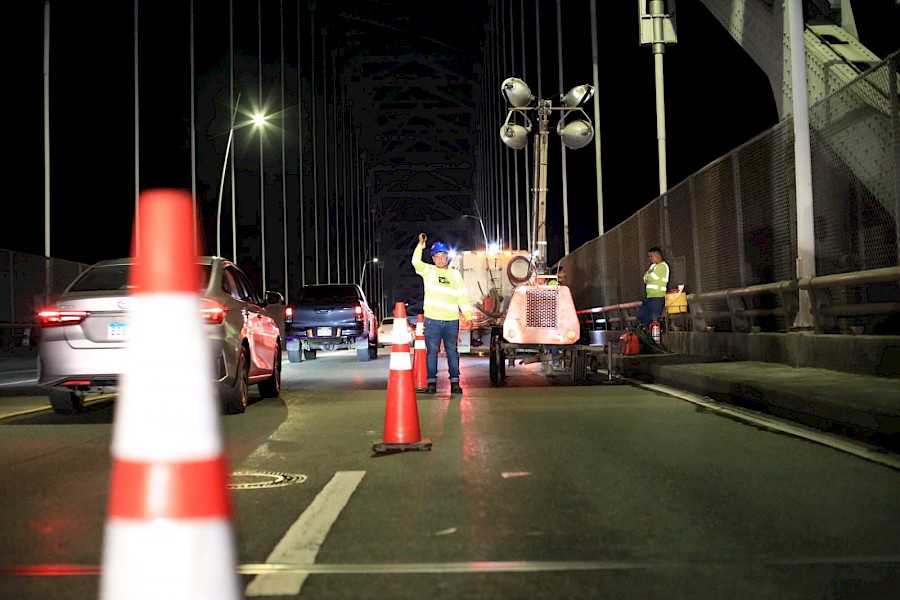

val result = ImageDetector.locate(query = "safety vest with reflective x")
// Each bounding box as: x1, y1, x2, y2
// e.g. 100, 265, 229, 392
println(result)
644, 261, 669, 298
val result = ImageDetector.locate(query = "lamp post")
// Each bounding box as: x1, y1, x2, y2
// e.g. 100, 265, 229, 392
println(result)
462, 214, 490, 250
500, 77, 595, 273
360, 257, 378, 286
216, 92, 241, 259
256, 112, 267, 294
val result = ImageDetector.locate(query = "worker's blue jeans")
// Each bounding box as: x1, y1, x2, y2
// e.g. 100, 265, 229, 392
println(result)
637, 296, 665, 326
423, 317, 460, 383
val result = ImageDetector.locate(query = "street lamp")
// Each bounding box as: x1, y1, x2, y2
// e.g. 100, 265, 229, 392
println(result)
215, 96, 272, 263
462, 214, 490, 250
360, 257, 378, 286
500, 77, 595, 273
216, 93, 241, 259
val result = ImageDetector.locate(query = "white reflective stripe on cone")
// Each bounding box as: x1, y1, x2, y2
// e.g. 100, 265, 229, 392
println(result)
113, 293, 221, 460
101, 521, 238, 600
390, 348, 412, 371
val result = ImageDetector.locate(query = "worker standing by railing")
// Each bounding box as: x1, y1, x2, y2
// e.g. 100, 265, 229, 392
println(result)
637, 246, 669, 327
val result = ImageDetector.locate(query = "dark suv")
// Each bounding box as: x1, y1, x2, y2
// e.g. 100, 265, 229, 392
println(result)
285, 283, 378, 362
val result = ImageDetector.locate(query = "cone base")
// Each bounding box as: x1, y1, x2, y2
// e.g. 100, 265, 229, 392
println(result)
373, 439, 433, 454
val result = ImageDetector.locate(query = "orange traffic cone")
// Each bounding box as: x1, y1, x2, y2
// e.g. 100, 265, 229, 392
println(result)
413, 313, 428, 392
100, 189, 240, 600
373, 302, 432, 454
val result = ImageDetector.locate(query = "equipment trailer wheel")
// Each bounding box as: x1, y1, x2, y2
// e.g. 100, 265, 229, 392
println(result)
489, 331, 506, 385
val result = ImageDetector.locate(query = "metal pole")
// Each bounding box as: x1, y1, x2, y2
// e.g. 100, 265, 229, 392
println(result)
189, 0, 199, 251
216, 93, 240, 258
258, 0, 266, 293
533, 100, 550, 273
650, 0, 668, 195
44, 0, 51, 302
230, 0, 237, 264
788, 0, 816, 328
280, 0, 288, 302
556, 0, 570, 256
590, 0, 604, 235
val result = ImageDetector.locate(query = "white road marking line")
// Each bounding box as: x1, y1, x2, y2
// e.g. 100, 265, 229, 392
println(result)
235, 553, 900, 574
638, 382, 900, 471
245, 470, 366, 597
0, 377, 38, 386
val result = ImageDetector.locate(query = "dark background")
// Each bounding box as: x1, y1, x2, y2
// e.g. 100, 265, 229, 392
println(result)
4, 1, 897, 268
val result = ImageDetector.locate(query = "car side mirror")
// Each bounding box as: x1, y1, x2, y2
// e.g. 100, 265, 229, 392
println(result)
265, 290, 285, 306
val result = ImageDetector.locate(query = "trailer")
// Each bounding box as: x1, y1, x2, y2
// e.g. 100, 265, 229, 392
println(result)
472, 74, 613, 383
485, 282, 613, 385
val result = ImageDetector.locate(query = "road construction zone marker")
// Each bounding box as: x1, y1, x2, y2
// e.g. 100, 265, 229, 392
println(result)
373, 302, 431, 454
99, 189, 240, 600
413, 313, 428, 392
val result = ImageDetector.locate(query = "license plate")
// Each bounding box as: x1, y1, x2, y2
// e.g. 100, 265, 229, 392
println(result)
316, 327, 332, 337
108, 322, 129, 340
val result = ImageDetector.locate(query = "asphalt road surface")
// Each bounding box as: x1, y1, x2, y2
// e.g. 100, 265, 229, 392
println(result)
1, 348, 898, 599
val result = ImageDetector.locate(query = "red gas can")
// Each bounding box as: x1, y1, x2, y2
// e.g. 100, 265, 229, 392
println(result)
619, 330, 640, 355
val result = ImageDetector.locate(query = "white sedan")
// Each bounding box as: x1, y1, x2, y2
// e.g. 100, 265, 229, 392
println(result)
376, 317, 415, 347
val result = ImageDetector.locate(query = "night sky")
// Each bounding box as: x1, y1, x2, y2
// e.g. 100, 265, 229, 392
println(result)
5, 1, 897, 270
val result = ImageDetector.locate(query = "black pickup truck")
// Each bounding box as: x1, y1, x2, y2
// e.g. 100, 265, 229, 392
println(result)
284, 283, 379, 362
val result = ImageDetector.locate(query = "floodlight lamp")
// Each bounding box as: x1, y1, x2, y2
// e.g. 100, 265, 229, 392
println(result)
500, 124, 530, 150
559, 119, 594, 150
501, 77, 534, 108
562, 84, 594, 108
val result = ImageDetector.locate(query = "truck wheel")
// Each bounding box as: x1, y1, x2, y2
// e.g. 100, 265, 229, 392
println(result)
304, 349, 317, 360
356, 334, 371, 362
369, 335, 378, 359
286, 338, 302, 363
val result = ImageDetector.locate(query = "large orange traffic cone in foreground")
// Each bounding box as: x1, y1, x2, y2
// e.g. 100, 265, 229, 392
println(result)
413, 313, 428, 392
373, 302, 432, 454
100, 189, 239, 600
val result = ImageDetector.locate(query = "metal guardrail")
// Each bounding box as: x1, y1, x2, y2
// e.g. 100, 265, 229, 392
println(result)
575, 300, 642, 336
575, 267, 899, 335
799, 266, 900, 333
688, 280, 799, 333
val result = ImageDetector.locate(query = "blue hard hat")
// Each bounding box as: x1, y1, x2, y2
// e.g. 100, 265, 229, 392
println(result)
430, 241, 450, 255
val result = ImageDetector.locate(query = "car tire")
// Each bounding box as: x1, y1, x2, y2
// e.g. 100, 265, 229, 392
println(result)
258, 347, 282, 398
357, 335, 371, 362
303, 349, 317, 360
49, 389, 85, 415
369, 335, 378, 359
223, 347, 250, 414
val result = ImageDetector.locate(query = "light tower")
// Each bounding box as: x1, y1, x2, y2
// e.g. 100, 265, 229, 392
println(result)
500, 77, 595, 274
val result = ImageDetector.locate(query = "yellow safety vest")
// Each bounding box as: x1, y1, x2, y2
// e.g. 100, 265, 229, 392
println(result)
643, 261, 669, 298
412, 245, 474, 321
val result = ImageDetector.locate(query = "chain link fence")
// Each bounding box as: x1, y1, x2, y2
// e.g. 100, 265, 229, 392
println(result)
563, 51, 899, 334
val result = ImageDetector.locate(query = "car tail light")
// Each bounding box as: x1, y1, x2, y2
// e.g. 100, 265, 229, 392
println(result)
37, 309, 89, 327
199, 299, 227, 325
285, 306, 294, 323
354, 305, 363, 322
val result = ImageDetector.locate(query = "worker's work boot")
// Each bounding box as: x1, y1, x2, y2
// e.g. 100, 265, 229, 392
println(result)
450, 382, 463, 395
425, 383, 437, 394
